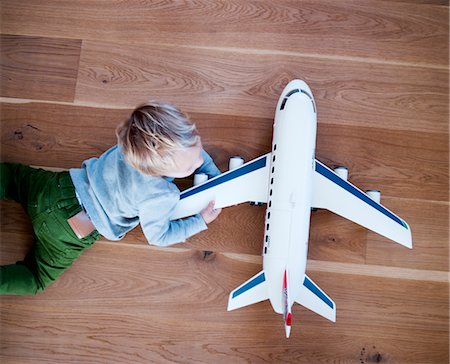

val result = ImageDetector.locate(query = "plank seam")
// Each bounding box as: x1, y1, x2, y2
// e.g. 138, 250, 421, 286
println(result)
1, 97, 448, 136
169, 43, 449, 71
2, 32, 447, 69
94, 240, 449, 283
23, 165, 450, 205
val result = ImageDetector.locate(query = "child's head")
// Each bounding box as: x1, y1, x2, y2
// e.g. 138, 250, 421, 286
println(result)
116, 101, 204, 178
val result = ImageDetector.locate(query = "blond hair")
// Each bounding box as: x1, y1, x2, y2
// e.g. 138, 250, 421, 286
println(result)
116, 101, 199, 175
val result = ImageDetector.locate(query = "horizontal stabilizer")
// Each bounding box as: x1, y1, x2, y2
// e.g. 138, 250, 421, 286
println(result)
296, 274, 336, 322
228, 271, 269, 311
312, 159, 412, 248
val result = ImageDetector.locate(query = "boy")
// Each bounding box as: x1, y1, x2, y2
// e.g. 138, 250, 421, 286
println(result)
0, 101, 222, 295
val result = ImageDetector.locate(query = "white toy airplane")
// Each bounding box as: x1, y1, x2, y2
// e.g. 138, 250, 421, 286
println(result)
170, 79, 412, 338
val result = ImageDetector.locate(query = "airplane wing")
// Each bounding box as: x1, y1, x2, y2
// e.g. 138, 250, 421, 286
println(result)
312, 159, 412, 248
170, 153, 271, 220
295, 274, 336, 322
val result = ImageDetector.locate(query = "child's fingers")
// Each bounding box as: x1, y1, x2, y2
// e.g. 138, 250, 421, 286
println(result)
211, 202, 221, 215
201, 201, 221, 224
212, 207, 222, 218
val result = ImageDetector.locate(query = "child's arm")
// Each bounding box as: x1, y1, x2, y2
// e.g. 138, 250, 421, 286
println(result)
139, 150, 222, 247
195, 149, 221, 178
139, 188, 217, 247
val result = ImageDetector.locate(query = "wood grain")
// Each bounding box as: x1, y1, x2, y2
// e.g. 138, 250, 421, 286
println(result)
390, 0, 448, 4
0, 243, 448, 364
0, 2, 448, 363
1, 100, 447, 272
0, 34, 81, 102
314, 124, 449, 202
365, 198, 449, 271
1, 193, 447, 272
75, 40, 448, 133
0, 102, 125, 167
1, 1, 448, 67
2, 202, 446, 285
1, 102, 447, 201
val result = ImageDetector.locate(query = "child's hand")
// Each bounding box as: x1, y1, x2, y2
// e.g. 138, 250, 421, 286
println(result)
201, 201, 222, 224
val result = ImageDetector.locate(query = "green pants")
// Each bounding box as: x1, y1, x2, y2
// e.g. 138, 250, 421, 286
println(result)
0, 163, 100, 295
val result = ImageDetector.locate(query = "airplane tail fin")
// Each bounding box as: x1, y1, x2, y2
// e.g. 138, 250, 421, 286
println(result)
283, 270, 292, 338
295, 274, 336, 322
228, 271, 269, 311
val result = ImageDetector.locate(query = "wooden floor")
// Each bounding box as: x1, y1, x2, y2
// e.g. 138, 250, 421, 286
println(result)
1, 1, 448, 363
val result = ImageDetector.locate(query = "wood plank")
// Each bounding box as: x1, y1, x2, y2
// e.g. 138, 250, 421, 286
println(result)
0, 198, 369, 266
1, 1, 448, 67
1, 101, 447, 270
2, 228, 446, 292
0, 243, 448, 363
1, 102, 447, 201
74, 40, 448, 133
1, 195, 447, 275
0, 185, 363, 271
0, 35, 81, 102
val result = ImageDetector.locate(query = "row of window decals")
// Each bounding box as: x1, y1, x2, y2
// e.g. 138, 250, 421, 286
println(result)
264, 144, 277, 254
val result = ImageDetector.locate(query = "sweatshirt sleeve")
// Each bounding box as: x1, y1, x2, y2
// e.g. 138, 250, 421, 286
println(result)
138, 188, 208, 247
195, 149, 221, 178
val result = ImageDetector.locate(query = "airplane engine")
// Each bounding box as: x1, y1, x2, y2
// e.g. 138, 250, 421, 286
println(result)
366, 190, 381, 204
193, 173, 208, 186
229, 156, 244, 170
333, 166, 348, 181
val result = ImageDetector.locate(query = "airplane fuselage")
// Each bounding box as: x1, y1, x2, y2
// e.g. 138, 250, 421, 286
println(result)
262, 80, 317, 314
173, 79, 411, 338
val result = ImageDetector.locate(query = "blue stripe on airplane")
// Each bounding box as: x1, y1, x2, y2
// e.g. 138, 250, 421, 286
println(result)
315, 162, 407, 229
232, 272, 266, 299
303, 276, 334, 309
180, 155, 268, 200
